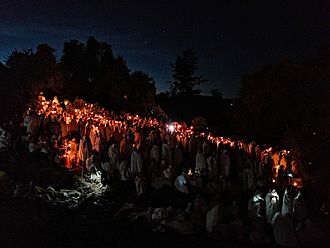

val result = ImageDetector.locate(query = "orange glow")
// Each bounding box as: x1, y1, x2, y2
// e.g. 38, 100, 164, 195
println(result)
31, 95, 297, 174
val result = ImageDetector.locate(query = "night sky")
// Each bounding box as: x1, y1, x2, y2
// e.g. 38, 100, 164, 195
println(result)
0, 0, 328, 98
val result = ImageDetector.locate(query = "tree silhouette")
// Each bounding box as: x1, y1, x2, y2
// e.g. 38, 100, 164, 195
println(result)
61, 37, 155, 113
169, 49, 207, 96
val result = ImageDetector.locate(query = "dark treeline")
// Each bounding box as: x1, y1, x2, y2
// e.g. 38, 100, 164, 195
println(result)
232, 46, 330, 179
0, 37, 156, 118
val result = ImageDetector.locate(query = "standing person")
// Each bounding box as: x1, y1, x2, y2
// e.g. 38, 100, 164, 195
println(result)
282, 187, 294, 216
130, 145, 143, 178
220, 150, 230, 179
207, 151, 218, 180
265, 189, 280, 224
135, 173, 145, 197
108, 143, 119, 170
120, 134, 132, 161
241, 163, 255, 192
77, 135, 92, 174
271, 212, 298, 247
119, 160, 130, 181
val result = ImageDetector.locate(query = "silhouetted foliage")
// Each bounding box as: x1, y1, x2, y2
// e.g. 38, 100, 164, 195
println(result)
1, 45, 62, 117
60, 37, 155, 113
169, 49, 207, 96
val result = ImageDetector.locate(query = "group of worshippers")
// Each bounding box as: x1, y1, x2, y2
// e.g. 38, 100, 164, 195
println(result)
247, 186, 307, 246
3, 108, 314, 246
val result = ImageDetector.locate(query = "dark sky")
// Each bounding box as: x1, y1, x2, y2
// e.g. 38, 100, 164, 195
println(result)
0, 0, 328, 98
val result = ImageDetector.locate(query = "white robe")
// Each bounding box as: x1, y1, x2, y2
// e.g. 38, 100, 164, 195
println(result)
248, 192, 264, 219
265, 190, 279, 223
135, 175, 145, 196
23, 115, 33, 132
77, 137, 91, 162
272, 212, 297, 247
119, 160, 130, 180
89, 127, 99, 152
108, 144, 119, 170
130, 150, 143, 177
207, 154, 218, 179
282, 188, 294, 216
205, 204, 221, 232
174, 174, 189, 193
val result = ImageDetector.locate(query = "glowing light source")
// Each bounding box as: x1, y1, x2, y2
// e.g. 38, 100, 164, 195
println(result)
169, 124, 175, 133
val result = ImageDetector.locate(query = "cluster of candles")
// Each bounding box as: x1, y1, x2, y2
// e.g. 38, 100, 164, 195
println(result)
32, 93, 299, 183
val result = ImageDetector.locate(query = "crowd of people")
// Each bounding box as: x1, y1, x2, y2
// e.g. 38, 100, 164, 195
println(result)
0, 94, 317, 246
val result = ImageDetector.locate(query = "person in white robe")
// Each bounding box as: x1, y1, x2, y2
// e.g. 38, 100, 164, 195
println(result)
271, 212, 298, 247
207, 152, 218, 180
135, 173, 145, 197
265, 189, 280, 223
119, 160, 130, 180
101, 161, 113, 181
205, 204, 222, 232
220, 150, 230, 178
174, 171, 189, 194
77, 135, 91, 167
108, 143, 119, 170
282, 187, 294, 216
241, 163, 255, 191
248, 190, 264, 220
130, 145, 143, 178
